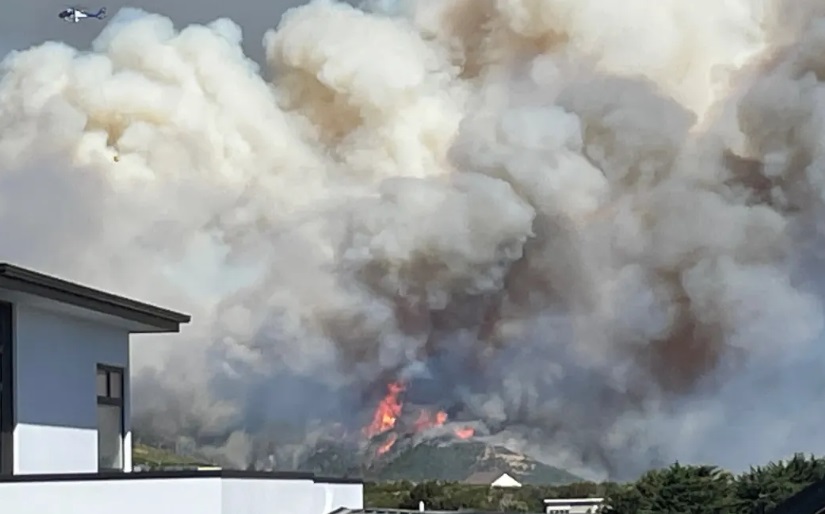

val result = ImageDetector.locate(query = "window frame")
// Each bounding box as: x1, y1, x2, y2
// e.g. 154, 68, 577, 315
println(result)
96, 363, 125, 472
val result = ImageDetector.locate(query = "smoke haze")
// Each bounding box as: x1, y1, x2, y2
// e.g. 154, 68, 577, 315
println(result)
3, 0, 825, 480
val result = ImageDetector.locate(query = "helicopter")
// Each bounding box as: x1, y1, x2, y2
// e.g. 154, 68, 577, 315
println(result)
58, 6, 106, 23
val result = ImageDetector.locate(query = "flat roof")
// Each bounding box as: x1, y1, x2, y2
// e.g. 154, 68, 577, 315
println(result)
0, 469, 363, 484
331, 510, 540, 514
0, 263, 191, 333
543, 498, 604, 504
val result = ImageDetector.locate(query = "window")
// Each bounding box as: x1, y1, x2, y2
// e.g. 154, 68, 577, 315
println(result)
96, 364, 124, 472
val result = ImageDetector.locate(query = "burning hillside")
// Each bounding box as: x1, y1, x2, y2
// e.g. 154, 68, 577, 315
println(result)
362, 381, 474, 456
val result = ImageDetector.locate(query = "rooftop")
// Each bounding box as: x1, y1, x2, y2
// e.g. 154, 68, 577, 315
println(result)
464, 470, 508, 485
331, 510, 541, 514
543, 498, 604, 504
0, 469, 362, 484
0, 263, 191, 333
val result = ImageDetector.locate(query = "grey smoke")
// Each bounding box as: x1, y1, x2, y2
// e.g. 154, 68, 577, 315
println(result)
2, 0, 825, 481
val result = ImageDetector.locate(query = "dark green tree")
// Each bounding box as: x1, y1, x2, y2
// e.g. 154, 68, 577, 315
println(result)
732, 453, 825, 513
605, 463, 735, 514
398, 481, 462, 509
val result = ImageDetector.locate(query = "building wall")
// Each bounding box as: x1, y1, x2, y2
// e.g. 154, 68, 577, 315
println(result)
0, 477, 221, 514
222, 478, 324, 513
0, 476, 363, 514
323, 481, 365, 512
12, 304, 131, 474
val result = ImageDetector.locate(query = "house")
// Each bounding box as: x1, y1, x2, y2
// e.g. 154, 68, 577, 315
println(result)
0, 262, 363, 514
463, 470, 522, 488
490, 472, 522, 488
543, 497, 604, 514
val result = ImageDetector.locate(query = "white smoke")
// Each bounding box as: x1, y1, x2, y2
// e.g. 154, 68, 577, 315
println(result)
2, 0, 825, 479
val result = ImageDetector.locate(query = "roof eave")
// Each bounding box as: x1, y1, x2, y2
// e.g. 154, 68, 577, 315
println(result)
0, 263, 191, 333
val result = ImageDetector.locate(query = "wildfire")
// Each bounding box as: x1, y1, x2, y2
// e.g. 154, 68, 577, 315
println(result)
454, 427, 475, 439
414, 409, 448, 431
364, 380, 477, 455
363, 381, 405, 438
376, 433, 398, 456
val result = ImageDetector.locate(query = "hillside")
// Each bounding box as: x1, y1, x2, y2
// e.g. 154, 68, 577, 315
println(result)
130, 439, 582, 486
293, 438, 581, 485
132, 443, 216, 469
370, 440, 582, 485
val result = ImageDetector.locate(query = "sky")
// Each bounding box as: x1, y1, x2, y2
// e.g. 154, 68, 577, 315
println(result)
0, 0, 328, 64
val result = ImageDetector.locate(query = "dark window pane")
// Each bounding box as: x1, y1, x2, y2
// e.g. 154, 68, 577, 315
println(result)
108, 371, 122, 399
96, 369, 108, 397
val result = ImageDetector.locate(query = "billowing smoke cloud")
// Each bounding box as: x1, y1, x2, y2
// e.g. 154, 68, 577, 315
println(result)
3, 0, 825, 480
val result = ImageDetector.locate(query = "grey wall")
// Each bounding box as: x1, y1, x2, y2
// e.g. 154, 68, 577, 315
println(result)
13, 303, 131, 474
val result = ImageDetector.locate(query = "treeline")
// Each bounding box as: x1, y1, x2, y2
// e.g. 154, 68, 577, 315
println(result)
365, 453, 825, 513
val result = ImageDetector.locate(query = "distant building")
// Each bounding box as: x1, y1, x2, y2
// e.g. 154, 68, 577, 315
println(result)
464, 470, 522, 488
0, 262, 363, 514
543, 497, 604, 514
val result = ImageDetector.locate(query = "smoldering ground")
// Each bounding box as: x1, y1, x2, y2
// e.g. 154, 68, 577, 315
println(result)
4, 0, 825, 480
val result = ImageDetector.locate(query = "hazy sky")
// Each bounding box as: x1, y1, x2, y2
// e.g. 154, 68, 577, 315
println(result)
0, 0, 340, 65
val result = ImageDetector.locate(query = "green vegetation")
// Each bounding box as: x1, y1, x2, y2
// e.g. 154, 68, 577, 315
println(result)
365, 453, 825, 513
132, 443, 214, 469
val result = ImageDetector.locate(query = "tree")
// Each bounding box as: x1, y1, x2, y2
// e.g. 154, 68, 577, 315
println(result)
398, 481, 462, 510
732, 454, 825, 513
605, 463, 735, 514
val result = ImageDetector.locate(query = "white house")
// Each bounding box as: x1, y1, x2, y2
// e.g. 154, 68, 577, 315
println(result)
464, 470, 522, 488
0, 262, 363, 514
544, 497, 604, 514
490, 472, 522, 488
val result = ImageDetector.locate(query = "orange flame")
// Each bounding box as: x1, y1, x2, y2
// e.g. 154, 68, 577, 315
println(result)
413, 409, 448, 431
364, 382, 405, 438
364, 381, 476, 455
414, 410, 474, 440
376, 433, 398, 455
454, 427, 475, 439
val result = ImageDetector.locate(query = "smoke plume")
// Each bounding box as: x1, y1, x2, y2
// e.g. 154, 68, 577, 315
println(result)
3, 0, 825, 480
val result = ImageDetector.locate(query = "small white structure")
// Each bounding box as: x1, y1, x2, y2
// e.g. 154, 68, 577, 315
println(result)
491, 472, 522, 488
464, 470, 522, 488
544, 497, 604, 514
0, 263, 363, 514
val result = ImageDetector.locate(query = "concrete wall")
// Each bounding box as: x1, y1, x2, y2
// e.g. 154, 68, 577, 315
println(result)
544, 502, 604, 514
12, 304, 131, 474
323, 481, 365, 512
223, 477, 323, 513
222, 478, 364, 514
0, 475, 363, 514
0, 477, 221, 514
